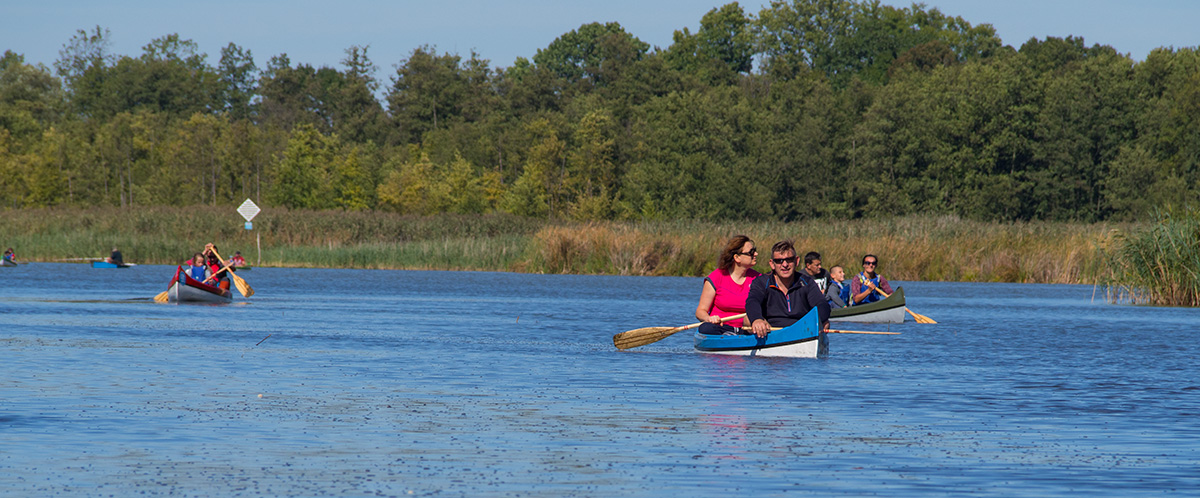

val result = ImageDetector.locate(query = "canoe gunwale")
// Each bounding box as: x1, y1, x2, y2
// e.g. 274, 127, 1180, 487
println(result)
693, 307, 826, 357
829, 286, 906, 323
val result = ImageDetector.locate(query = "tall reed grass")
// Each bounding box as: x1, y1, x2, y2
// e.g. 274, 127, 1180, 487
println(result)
0, 206, 540, 267
1, 207, 1120, 284
1101, 207, 1200, 306
526, 216, 1116, 283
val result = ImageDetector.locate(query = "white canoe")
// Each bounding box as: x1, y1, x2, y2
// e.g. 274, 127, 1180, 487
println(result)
167, 266, 233, 304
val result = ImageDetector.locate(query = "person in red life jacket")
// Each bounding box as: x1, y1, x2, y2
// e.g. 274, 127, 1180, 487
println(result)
183, 253, 211, 282
745, 240, 830, 338
850, 254, 893, 305
202, 243, 231, 291
229, 251, 246, 267
695, 235, 762, 335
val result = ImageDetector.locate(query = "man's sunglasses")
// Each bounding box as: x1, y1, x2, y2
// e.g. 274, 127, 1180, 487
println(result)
772, 257, 797, 265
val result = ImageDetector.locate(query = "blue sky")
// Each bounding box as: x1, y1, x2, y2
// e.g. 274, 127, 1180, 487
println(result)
3, 0, 1197, 78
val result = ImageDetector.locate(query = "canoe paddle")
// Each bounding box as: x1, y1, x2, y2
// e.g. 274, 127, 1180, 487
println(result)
153, 267, 179, 303
614, 313, 746, 350
860, 277, 936, 324
745, 326, 900, 335
208, 247, 254, 298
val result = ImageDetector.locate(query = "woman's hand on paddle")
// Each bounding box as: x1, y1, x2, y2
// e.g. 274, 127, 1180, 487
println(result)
751, 319, 771, 338
704, 315, 722, 325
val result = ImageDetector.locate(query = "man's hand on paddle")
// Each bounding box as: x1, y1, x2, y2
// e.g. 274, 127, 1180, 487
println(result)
751, 319, 772, 338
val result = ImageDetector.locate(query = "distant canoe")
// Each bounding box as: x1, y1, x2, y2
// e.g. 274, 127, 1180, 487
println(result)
1, 259, 16, 267
92, 261, 134, 268
694, 307, 827, 358
232, 266, 251, 271
829, 286, 906, 324
167, 266, 232, 304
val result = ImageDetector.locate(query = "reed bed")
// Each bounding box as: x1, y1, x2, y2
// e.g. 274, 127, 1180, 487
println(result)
526, 216, 1116, 283
0, 206, 540, 266
1, 207, 1122, 284
1101, 208, 1200, 306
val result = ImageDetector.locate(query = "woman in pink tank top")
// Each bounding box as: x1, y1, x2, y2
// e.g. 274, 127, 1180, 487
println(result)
695, 235, 761, 335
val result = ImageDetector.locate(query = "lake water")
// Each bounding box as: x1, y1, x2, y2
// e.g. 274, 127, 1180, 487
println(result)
1, 263, 1198, 496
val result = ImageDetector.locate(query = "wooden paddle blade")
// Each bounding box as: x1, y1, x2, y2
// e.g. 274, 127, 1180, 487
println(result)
613, 326, 680, 350
906, 308, 936, 324
232, 273, 254, 297
210, 246, 254, 298
153, 291, 169, 303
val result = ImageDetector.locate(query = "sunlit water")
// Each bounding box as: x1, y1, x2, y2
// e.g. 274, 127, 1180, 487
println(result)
2, 263, 1198, 496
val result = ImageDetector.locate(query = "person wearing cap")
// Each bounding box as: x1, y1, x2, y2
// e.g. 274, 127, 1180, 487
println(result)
850, 254, 893, 305
745, 240, 831, 338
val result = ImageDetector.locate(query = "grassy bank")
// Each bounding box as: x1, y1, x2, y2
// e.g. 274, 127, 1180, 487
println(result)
0, 207, 1125, 284
1100, 207, 1200, 306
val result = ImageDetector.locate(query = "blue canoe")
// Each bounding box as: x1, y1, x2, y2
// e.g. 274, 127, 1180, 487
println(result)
694, 306, 828, 358
92, 261, 133, 268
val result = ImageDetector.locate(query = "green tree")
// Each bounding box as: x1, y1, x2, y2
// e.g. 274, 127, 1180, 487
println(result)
217, 43, 257, 120
387, 47, 499, 145
268, 124, 339, 209
666, 3, 755, 84
500, 119, 567, 218
334, 45, 389, 144
533, 22, 650, 89
568, 108, 618, 220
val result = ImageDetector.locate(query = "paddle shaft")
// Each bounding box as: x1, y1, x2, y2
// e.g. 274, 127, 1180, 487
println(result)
742, 325, 898, 335
202, 260, 237, 284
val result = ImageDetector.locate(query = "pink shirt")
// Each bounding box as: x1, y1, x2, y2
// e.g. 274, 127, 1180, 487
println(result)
705, 268, 762, 328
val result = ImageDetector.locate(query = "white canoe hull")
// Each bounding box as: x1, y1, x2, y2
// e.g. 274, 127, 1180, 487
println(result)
167, 267, 232, 304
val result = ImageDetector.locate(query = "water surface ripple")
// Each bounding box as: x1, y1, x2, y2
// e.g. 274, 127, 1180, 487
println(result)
1, 263, 1197, 496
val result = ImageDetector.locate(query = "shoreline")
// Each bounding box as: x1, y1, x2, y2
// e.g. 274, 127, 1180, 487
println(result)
0, 206, 1125, 284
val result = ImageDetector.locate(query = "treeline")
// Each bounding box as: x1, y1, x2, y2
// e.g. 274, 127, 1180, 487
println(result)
1, 0, 1197, 222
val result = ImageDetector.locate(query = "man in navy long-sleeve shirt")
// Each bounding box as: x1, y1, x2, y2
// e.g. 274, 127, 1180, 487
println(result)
745, 240, 831, 338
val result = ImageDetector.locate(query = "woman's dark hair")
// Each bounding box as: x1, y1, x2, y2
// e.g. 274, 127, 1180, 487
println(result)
717, 235, 753, 273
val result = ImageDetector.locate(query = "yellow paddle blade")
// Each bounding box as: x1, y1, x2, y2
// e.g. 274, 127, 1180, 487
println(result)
906, 308, 937, 324
232, 273, 254, 297
153, 291, 169, 303
613, 326, 680, 350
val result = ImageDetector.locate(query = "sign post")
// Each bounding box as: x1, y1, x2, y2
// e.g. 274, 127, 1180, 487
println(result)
237, 199, 262, 265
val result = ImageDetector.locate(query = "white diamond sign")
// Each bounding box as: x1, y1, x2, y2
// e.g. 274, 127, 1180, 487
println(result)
237, 199, 261, 222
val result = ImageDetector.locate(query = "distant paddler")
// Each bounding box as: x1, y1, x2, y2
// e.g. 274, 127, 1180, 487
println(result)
105, 247, 123, 266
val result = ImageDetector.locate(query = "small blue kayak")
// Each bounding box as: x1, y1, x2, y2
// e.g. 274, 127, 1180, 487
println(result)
92, 261, 133, 268
694, 306, 827, 358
